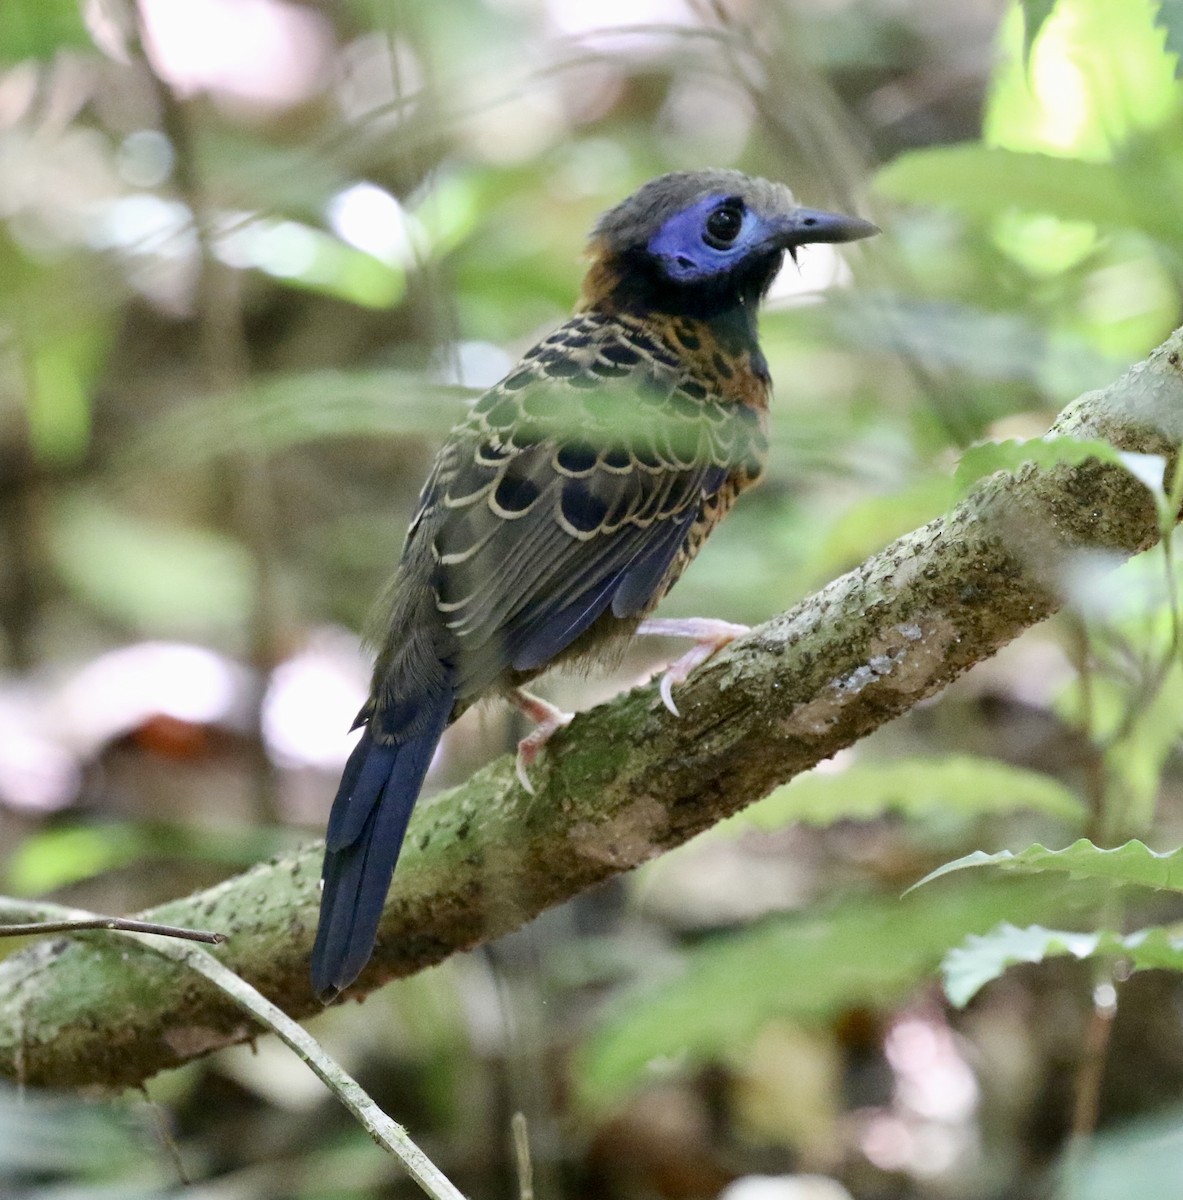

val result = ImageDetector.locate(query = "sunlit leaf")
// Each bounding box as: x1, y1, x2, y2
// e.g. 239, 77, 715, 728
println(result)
989, 0, 1179, 158
942, 921, 1183, 1005
989, 211, 1100, 278
415, 169, 485, 258
5, 258, 114, 466
228, 220, 406, 307
876, 146, 1183, 247
1021, 0, 1060, 65
26, 341, 90, 465
912, 838, 1183, 893
4, 827, 149, 896
729, 756, 1084, 832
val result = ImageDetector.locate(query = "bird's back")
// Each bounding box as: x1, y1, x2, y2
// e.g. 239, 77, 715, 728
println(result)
370, 307, 772, 709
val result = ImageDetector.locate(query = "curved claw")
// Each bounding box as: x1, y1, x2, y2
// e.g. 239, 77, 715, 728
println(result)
659, 672, 680, 718
639, 617, 751, 718
516, 752, 537, 796
509, 689, 574, 794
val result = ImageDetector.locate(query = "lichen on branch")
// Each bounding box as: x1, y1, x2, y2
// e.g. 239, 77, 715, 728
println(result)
2, 334, 1183, 1091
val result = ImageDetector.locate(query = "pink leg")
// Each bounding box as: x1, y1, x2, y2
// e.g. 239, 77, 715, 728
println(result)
507, 688, 574, 794
637, 617, 750, 717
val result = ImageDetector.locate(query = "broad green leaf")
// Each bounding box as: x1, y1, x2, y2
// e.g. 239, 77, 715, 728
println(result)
4, 827, 149, 896
577, 875, 1080, 1110
989, 0, 1180, 158
26, 338, 91, 465
912, 838, 1183, 893
1061, 1109, 1183, 1199
0, 1085, 148, 1177
0, 0, 91, 63
951, 436, 1158, 500
4, 823, 286, 896
876, 146, 1183, 247
730, 756, 1083, 832
943, 922, 1183, 1006
5, 255, 116, 466
49, 494, 254, 635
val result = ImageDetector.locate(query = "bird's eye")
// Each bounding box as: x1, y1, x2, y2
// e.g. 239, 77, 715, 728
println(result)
703, 203, 744, 249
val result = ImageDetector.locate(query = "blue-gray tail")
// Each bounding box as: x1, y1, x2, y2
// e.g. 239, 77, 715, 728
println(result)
311, 690, 453, 1000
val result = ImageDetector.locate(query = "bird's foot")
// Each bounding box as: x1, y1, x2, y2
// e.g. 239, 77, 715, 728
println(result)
507, 688, 574, 795
637, 618, 751, 717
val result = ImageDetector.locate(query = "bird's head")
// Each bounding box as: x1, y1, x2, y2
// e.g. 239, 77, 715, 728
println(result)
581, 169, 877, 324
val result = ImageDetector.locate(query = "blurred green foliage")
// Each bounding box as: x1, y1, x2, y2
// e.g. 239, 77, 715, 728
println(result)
578, 875, 1088, 1110
0, 0, 90, 64
6, 0, 1183, 1197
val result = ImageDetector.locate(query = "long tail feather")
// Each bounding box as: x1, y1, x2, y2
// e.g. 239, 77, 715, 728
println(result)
311, 690, 453, 1000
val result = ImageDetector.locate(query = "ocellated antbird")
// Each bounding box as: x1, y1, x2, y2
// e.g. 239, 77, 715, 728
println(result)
312, 169, 877, 998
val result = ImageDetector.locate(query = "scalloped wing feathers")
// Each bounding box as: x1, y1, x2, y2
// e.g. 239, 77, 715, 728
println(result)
373, 310, 766, 706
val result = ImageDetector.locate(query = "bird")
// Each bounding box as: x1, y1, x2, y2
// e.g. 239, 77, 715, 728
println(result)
311, 169, 877, 999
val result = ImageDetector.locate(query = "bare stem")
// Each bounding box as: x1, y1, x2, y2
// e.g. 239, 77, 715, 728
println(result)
0, 917, 225, 943
0, 897, 467, 1200
511, 1112, 534, 1200
1068, 968, 1119, 1153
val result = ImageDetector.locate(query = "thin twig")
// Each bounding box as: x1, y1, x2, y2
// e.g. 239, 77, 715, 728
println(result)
511, 1112, 534, 1200
151, 940, 468, 1200
139, 1084, 191, 1186
0, 898, 467, 1200
0, 917, 225, 943
1068, 969, 1119, 1149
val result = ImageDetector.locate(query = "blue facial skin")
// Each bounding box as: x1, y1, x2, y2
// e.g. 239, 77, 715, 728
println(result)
611, 189, 873, 331
646, 194, 762, 283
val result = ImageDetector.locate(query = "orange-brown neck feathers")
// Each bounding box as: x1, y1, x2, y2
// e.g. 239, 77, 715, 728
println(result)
577, 237, 624, 313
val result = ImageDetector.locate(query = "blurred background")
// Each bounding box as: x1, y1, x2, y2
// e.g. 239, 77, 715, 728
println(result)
4, 0, 1183, 1196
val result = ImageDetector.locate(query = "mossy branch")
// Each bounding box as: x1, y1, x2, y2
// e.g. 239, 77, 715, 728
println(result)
3, 334, 1183, 1091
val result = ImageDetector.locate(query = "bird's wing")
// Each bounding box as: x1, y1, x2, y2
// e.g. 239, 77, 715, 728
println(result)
316, 317, 759, 995
389, 314, 760, 702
